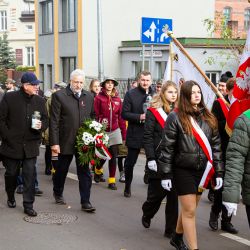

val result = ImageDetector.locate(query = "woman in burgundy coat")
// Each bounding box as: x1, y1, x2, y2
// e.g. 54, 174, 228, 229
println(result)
94, 77, 126, 190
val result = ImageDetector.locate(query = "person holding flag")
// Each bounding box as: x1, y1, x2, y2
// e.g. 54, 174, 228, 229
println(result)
142, 81, 178, 238
208, 78, 238, 234
158, 81, 224, 250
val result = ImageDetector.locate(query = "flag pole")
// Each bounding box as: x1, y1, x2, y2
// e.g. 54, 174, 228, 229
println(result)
167, 31, 229, 106
170, 41, 173, 81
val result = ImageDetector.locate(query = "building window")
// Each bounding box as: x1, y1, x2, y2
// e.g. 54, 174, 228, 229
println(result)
155, 61, 167, 79
206, 71, 220, 85
245, 9, 250, 31
62, 0, 75, 31
47, 64, 53, 89
133, 61, 149, 78
41, 1, 53, 33
223, 7, 232, 25
26, 47, 34, 66
15, 49, 23, 65
62, 57, 76, 83
25, 24, 33, 33
39, 64, 44, 84
0, 10, 7, 31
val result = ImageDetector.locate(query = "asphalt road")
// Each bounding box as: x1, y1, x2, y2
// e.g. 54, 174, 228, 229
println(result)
0, 148, 249, 250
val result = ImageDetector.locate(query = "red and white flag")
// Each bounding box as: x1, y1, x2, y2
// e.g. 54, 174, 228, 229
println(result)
233, 29, 250, 100
164, 42, 216, 109
226, 29, 250, 133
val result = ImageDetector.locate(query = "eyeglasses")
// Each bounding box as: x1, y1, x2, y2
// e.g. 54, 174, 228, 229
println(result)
27, 83, 39, 86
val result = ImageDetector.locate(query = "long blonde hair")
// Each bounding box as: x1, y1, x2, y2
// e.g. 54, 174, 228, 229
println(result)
150, 81, 178, 113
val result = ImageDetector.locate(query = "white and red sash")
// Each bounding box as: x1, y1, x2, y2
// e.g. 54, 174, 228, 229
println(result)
217, 98, 229, 119
148, 107, 167, 128
190, 117, 215, 190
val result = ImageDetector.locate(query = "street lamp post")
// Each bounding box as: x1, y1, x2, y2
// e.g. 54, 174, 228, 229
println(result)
97, 0, 104, 82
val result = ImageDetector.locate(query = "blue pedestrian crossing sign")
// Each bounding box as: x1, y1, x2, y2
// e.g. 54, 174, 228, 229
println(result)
141, 17, 172, 45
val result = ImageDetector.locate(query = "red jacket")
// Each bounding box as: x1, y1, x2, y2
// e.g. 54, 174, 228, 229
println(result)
94, 88, 126, 140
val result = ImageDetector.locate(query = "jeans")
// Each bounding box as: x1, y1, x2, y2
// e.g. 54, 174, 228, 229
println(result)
17, 163, 39, 189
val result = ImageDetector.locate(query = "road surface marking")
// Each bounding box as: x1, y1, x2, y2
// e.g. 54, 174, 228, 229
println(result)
67, 172, 96, 184
67, 172, 78, 181
220, 233, 250, 246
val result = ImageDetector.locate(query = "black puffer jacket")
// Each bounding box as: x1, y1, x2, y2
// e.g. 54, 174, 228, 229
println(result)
143, 108, 168, 179
158, 111, 224, 180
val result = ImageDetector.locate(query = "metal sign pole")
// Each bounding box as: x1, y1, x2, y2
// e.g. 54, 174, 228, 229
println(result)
97, 0, 104, 81
150, 45, 154, 77
142, 45, 145, 70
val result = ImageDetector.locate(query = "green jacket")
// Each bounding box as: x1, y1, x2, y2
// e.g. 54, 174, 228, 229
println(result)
223, 109, 250, 205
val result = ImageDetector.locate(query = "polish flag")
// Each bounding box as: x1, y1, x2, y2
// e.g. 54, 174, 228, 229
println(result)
226, 29, 250, 133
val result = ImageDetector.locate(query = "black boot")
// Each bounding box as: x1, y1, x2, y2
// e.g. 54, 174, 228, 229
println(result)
221, 207, 238, 234
124, 185, 131, 198
7, 195, 16, 208
170, 233, 188, 250
5, 175, 17, 208
209, 211, 219, 231
221, 221, 238, 234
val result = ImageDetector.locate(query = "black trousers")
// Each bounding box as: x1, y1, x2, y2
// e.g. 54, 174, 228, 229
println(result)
142, 178, 178, 234
211, 188, 231, 222
246, 205, 250, 228
52, 154, 92, 204
124, 147, 141, 189
3, 157, 36, 209
45, 145, 52, 172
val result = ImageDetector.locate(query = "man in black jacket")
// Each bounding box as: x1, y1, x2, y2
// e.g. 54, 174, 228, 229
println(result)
121, 71, 154, 197
0, 72, 48, 216
50, 69, 96, 212
209, 77, 238, 234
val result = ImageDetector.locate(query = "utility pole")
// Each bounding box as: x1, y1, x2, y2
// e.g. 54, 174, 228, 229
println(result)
97, 0, 104, 81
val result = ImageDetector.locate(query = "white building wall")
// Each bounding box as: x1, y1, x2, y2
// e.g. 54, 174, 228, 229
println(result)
82, 0, 215, 77
0, 0, 35, 67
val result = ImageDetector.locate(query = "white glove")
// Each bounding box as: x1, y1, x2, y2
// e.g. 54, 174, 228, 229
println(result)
161, 179, 172, 191
214, 177, 223, 190
222, 201, 237, 216
147, 160, 157, 172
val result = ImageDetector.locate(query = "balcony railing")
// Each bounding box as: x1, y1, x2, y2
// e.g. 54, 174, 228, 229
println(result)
19, 10, 35, 22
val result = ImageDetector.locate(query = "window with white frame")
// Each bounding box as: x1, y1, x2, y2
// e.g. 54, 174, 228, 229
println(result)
61, 0, 75, 31
0, 10, 7, 31
245, 9, 250, 31
26, 47, 34, 66
25, 24, 33, 33
223, 7, 232, 25
206, 71, 220, 85
41, 0, 53, 33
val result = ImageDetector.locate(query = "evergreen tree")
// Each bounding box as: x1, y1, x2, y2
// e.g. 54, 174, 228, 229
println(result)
0, 33, 16, 69
0, 33, 16, 83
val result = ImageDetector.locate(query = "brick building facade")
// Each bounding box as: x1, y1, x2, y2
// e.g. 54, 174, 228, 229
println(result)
215, 0, 250, 38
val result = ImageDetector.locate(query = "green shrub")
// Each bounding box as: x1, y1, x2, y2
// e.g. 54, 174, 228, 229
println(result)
16, 66, 36, 72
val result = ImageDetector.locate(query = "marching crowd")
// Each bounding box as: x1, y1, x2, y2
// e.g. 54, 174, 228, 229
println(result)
0, 69, 249, 250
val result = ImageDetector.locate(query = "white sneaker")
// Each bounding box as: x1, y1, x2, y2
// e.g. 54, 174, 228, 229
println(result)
119, 172, 125, 183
